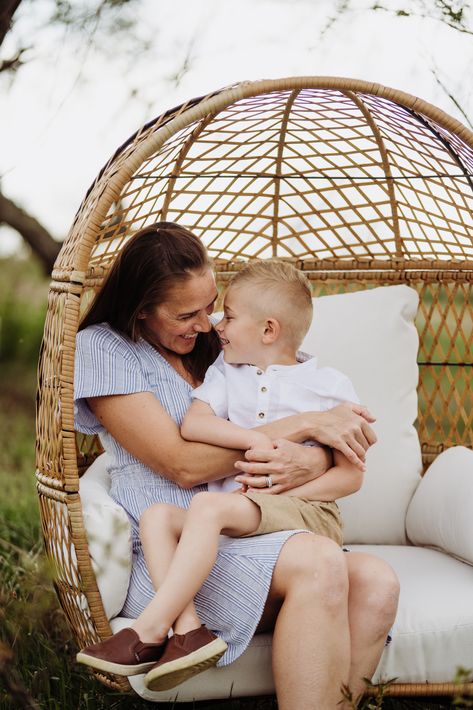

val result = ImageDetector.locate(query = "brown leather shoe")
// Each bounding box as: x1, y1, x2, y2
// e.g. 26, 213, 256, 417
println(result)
76, 627, 165, 676
144, 625, 227, 691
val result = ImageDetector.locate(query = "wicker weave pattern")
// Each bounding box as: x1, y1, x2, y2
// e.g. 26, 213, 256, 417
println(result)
36, 77, 473, 696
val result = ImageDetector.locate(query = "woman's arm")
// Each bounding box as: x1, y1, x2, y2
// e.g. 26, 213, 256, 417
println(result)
86, 392, 325, 489
87, 393, 374, 491
87, 392, 240, 488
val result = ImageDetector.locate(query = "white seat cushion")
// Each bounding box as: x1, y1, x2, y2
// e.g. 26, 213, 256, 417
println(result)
357, 545, 473, 685
111, 544, 473, 701
301, 285, 423, 544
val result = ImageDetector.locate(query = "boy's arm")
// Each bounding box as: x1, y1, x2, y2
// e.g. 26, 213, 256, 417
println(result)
181, 398, 272, 451
282, 450, 363, 501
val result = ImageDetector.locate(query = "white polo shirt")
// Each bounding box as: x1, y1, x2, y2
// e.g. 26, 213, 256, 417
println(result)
192, 352, 359, 493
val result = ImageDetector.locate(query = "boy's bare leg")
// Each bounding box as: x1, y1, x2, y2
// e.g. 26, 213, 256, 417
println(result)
135, 503, 201, 641
133, 492, 261, 641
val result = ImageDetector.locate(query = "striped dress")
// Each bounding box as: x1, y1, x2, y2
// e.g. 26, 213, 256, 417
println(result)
74, 323, 305, 666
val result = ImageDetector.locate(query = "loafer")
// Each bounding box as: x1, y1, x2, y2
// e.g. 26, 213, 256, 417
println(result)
76, 627, 165, 676
144, 625, 227, 691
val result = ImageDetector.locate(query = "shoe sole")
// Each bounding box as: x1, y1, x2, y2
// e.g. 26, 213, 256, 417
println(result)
144, 638, 228, 691
76, 651, 158, 676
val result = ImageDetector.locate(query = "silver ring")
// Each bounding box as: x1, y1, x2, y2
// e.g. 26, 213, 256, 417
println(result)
265, 475, 273, 488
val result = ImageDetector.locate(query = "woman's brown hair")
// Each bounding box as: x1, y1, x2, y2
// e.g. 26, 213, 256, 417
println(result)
79, 222, 221, 382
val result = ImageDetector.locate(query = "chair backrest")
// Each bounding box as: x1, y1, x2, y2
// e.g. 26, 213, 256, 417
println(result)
35, 77, 473, 690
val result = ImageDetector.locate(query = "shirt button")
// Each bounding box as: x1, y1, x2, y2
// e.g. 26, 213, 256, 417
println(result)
261, 386, 268, 393
258, 412, 265, 418
256, 370, 263, 375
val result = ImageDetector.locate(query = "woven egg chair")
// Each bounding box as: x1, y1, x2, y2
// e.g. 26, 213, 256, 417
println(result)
36, 76, 473, 699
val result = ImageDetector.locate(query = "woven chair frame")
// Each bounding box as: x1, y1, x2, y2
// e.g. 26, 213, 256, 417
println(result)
36, 77, 473, 697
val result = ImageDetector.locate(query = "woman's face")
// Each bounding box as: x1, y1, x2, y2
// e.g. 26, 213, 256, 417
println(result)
142, 268, 218, 356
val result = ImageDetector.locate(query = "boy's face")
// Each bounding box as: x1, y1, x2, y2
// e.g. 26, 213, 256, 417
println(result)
215, 285, 265, 365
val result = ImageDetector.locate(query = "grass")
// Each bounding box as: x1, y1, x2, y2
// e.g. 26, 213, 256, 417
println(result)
0, 256, 468, 708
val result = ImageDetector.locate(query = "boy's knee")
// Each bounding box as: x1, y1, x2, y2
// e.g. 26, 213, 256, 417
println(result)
188, 491, 229, 524
189, 491, 218, 513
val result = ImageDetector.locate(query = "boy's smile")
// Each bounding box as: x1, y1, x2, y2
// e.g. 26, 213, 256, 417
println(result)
215, 286, 264, 365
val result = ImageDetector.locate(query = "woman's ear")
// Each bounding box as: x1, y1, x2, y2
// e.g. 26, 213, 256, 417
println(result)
262, 318, 280, 344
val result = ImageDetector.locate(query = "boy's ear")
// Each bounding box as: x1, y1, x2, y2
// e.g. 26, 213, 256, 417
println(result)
262, 318, 280, 344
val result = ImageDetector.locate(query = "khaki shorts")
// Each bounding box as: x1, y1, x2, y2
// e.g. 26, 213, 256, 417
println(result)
243, 492, 343, 546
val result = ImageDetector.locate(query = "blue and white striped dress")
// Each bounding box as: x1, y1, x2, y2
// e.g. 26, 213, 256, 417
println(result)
74, 323, 305, 666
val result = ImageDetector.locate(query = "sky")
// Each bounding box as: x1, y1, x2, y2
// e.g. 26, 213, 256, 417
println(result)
1, 0, 472, 256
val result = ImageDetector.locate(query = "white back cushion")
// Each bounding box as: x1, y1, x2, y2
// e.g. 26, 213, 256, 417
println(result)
301, 285, 422, 544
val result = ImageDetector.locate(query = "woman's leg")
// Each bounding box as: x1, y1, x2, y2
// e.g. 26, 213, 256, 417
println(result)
261, 538, 400, 710
265, 533, 352, 710
137, 503, 201, 639
133, 492, 261, 642
343, 552, 400, 704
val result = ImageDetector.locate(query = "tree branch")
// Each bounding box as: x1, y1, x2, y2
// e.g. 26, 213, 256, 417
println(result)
0, 190, 61, 274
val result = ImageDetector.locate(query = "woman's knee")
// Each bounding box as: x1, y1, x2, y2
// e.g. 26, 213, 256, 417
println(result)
348, 553, 400, 625
275, 534, 349, 609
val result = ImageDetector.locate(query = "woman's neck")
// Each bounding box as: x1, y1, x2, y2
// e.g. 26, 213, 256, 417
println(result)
146, 339, 200, 387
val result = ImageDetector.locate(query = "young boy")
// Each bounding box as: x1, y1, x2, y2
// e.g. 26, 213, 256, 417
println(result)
135, 260, 364, 691
78, 260, 364, 691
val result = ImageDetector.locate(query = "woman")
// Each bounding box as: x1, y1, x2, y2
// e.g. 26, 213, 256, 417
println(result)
74, 222, 399, 710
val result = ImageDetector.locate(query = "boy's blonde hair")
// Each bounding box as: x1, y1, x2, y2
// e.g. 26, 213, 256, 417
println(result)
228, 260, 313, 348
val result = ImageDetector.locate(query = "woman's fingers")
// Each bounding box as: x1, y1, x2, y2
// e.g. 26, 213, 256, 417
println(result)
313, 402, 377, 467
361, 419, 377, 446
246, 484, 283, 495
350, 402, 376, 423
243, 447, 279, 463
332, 435, 366, 471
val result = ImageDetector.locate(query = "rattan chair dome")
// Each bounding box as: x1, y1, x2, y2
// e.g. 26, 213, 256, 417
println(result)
36, 77, 473, 697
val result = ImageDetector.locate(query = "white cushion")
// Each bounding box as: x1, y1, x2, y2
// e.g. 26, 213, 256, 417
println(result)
79, 454, 132, 619
301, 285, 423, 544
406, 446, 473, 565
355, 545, 473, 685
111, 545, 473, 700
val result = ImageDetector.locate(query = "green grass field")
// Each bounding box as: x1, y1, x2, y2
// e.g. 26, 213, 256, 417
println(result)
0, 256, 465, 709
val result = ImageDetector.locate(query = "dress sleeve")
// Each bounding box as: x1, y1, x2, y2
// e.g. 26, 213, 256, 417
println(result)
74, 325, 150, 434
191, 355, 229, 419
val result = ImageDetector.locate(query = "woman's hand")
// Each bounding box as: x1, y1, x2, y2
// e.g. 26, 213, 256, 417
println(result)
234, 439, 331, 495
305, 402, 377, 470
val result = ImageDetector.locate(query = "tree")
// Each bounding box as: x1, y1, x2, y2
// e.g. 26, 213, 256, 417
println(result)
0, 0, 472, 274
0, 0, 141, 274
